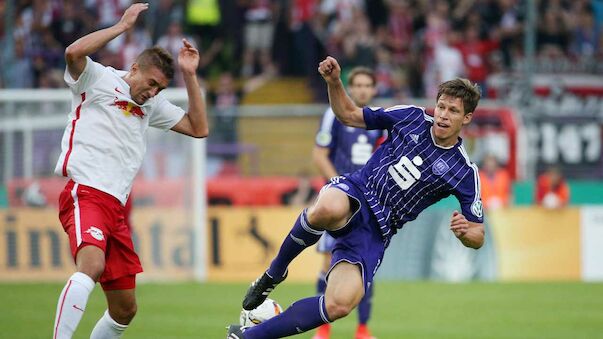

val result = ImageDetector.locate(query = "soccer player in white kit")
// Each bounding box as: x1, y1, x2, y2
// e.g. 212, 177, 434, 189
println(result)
52, 3, 208, 338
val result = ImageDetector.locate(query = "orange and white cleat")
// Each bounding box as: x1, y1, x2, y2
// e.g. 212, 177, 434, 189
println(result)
312, 323, 331, 339
355, 324, 376, 339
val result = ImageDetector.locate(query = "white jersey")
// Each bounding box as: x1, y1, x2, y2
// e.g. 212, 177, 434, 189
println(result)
54, 57, 185, 205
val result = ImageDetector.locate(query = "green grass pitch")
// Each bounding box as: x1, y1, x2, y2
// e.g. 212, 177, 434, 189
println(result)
3, 281, 603, 338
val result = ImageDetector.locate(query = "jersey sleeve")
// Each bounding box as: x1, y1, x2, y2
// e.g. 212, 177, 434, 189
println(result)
453, 165, 484, 223
148, 94, 186, 131
315, 108, 337, 149
362, 105, 426, 130
63, 57, 106, 94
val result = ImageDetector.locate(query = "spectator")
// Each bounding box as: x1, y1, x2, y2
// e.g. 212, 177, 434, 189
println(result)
85, 0, 129, 29
341, 15, 376, 68
51, 1, 86, 48
496, 0, 523, 70
185, 0, 221, 50
157, 21, 196, 86
570, 5, 600, 57
149, 0, 184, 43
457, 24, 499, 96
378, 0, 414, 65
374, 47, 401, 98
535, 166, 570, 209
5, 38, 34, 88
433, 29, 465, 83
240, 0, 277, 77
207, 72, 243, 146
290, 0, 320, 76
2, 0, 603, 93
479, 154, 511, 210
119, 28, 153, 70
537, 9, 569, 58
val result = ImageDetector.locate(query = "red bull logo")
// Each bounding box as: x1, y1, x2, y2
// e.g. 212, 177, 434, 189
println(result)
112, 99, 145, 118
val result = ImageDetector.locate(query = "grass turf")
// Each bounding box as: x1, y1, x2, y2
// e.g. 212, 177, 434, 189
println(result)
3, 281, 603, 338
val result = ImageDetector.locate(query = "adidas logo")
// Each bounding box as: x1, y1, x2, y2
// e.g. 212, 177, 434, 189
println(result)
410, 134, 419, 143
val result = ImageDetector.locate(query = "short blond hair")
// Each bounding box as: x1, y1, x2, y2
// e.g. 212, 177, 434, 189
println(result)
136, 47, 174, 80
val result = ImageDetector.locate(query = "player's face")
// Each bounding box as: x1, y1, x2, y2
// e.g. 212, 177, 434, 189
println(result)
128, 64, 169, 105
432, 94, 473, 146
348, 74, 377, 107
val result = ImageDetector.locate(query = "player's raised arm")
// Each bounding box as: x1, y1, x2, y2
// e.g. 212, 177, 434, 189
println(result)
65, 3, 149, 81
318, 57, 366, 128
449, 211, 484, 249
170, 39, 209, 138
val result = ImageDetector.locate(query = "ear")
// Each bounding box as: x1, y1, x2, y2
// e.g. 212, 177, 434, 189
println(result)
130, 62, 139, 74
463, 111, 473, 125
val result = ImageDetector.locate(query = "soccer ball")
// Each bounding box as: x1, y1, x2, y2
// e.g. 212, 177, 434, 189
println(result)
239, 298, 283, 327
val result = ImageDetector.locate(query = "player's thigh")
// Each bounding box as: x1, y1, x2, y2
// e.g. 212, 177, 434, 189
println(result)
322, 253, 333, 273
324, 261, 364, 319
308, 187, 352, 230
75, 245, 105, 281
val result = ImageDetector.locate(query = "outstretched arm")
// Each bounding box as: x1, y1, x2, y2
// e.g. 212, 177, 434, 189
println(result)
313, 146, 338, 179
65, 3, 149, 81
170, 39, 209, 138
318, 56, 366, 128
450, 211, 484, 249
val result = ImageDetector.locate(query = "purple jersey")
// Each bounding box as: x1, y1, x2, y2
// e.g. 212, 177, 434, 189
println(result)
347, 105, 484, 238
315, 108, 384, 175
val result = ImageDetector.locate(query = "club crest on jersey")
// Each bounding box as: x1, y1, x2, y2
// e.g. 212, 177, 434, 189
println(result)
315, 131, 332, 146
111, 99, 145, 118
85, 226, 105, 241
432, 158, 450, 176
335, 183, 349, 191
471, 200, 483, 218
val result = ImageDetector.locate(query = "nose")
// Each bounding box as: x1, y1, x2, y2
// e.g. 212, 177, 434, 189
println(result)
439, 109, 449, 120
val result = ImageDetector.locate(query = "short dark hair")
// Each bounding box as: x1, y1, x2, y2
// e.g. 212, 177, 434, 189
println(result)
136, 47, 174, 80
347, 67, 376, 87
436, 78, 481, 114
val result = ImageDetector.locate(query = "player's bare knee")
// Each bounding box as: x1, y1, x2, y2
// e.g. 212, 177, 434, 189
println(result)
308, 201, 347, 229
123, 302, 137, 322
111, 301, 137, 324
325, 298, 354, 320
76, 246, 105, 281
77, 259, 104, 282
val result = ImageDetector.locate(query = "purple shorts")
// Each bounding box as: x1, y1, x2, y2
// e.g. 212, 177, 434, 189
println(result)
317, 232, 336, 253
323, 177, 389, 293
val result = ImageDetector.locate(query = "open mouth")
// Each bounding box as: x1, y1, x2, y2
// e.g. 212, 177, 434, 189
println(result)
436, 122, 450, 129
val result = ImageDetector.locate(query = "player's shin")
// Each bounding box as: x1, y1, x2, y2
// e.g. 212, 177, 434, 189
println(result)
316, 271, 327, 295
357, 285, 373, 325
53, 272, 95, 339
267, 209, 324, 278
90, 310, 128, 339
244, 295, 331, 339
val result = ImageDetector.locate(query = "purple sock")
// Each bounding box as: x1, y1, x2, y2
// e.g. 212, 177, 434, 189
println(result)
267, 209, 323, 278
244, 295, 330, 338
358, 285, 373, 325
316, 271, 327, 295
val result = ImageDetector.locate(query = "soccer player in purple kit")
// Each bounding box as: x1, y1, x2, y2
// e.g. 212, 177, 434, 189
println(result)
312, 67, 384, 339
227, 56, 485, 338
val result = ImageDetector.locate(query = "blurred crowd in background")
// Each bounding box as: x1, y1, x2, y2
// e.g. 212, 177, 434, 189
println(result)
1, 0, 603, 99
2, 0, 603, 210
